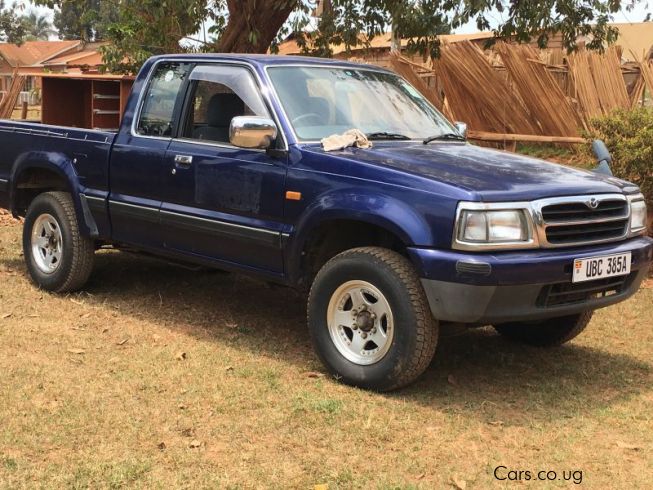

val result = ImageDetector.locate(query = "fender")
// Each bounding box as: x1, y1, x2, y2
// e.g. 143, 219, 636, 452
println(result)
10, 151, 99, 237
285, 188, 434, 283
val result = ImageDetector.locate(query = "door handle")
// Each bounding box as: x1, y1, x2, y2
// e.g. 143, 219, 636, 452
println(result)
174, 155, 193, 166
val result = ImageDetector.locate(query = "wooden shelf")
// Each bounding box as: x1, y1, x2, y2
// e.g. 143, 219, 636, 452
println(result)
93, 109, 120, 115
93, 94, 120, 100
91, 80, 120, 130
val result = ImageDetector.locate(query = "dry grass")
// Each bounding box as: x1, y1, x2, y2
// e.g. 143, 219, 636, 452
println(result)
1, 220, 652, 489
10, 105, 41, 121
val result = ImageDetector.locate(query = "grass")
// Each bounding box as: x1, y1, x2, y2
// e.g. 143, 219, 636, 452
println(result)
1, 219, 653, 488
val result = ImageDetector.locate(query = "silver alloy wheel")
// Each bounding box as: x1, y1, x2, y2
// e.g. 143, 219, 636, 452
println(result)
31, 213, 63, 274
326, 280, 394, 365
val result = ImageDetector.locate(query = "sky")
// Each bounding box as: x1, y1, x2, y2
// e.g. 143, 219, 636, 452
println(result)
25, 1, 653, 38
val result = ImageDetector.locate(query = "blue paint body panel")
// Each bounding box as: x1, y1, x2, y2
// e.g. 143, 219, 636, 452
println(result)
0, 53, 650, 314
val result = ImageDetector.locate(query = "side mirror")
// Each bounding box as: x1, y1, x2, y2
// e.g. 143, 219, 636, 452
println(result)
591, 139, 613, 176
230, 116, 278, 149
454, 121, 467, 138
592, 139, 612, 164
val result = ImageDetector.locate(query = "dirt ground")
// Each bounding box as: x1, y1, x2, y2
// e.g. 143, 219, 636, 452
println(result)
1, 214, 652, 488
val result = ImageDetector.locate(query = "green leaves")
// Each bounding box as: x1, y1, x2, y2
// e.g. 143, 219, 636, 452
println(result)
22, 11, 57, 41
589, 108, 653, 206
29, 0, 641, 74
0, 1, 27, 44
287, 1, 634, 60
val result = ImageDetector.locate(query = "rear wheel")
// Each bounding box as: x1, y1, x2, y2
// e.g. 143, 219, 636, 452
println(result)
23, 192, 95, 293
493, 311, 593, 347
307, 247, 438, 391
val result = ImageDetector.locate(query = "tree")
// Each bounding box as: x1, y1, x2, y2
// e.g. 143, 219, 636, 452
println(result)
191, 0, 645, 66
281, 0, 631, 59
34, 0, 645, 73
0, 1, 26, 44
214, 1, 300, 53
99, 0, 208, 73
36, 0, 116, 42
23, 11, 57, 41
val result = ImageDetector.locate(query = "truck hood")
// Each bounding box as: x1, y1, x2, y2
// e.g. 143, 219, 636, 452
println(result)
310, 142, 632, 201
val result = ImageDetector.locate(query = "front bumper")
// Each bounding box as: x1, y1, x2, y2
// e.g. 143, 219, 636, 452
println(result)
408, 236, 653, 324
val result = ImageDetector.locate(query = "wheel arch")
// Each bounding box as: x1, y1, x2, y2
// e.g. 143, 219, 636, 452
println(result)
10, 153, 98, 237
286, 191, 433, 286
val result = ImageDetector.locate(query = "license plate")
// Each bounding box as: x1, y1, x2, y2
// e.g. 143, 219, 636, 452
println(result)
572, 252, 631, 283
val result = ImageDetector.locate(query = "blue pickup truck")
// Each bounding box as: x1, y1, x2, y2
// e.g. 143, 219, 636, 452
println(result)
0, 54, 651, 390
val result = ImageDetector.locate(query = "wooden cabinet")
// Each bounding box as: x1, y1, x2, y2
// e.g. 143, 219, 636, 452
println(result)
91, 80, 121, 131
40, 74, 134, 130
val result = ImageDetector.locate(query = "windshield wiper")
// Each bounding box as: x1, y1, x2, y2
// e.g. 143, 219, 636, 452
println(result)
423, 132, 466, 144
366, 132, 411, 141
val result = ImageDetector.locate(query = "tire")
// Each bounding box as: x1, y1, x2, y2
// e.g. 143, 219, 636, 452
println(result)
493, 311, 593, 347
307, 247, 438, 391
23, 191, 95, 293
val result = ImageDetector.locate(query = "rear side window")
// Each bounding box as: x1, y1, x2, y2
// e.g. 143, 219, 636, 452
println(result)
137, 63, 192, 137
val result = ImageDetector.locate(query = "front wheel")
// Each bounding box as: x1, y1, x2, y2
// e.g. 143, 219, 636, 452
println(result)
307, 247, 438, 391
23, 191, 95, 293
493, 311, 593, 347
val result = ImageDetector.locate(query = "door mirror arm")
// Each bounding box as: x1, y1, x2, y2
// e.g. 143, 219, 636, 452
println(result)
266, 147, 288, 160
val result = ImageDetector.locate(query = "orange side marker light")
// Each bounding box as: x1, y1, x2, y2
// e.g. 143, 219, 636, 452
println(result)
286, 191, 302, 201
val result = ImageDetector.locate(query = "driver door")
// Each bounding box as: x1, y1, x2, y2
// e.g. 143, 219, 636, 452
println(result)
160, 64, 287, 274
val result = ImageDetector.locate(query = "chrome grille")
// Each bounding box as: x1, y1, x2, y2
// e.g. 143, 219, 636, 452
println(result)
539, 196, 629, 246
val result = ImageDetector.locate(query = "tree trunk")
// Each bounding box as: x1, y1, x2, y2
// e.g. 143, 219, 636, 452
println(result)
216, 0, 298, 53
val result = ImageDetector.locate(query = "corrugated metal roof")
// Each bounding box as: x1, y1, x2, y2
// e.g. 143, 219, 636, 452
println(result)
276, 22, 653, 59
277, 31, 494, 56
0, 40, 81, 67
43, 42, 106, 67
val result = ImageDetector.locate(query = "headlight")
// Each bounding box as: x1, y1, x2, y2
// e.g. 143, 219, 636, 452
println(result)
454, 204, 536, 251
629, 196, 647, 234
459, 210, 528, 242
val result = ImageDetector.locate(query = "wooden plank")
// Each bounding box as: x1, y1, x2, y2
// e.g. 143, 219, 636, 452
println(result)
467, 130, 586, 144
496, 42, 585, 136
433, 41, 539, 135
0, 70, 26, 119
389, 52, 443, 110
568, 46, 630, 122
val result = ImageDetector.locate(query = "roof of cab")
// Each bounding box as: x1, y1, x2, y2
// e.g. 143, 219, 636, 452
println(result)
146, 53, 391, 71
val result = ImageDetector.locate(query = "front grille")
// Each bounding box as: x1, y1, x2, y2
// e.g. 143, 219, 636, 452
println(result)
541, 197, 629, 246
537, 273, 634, 308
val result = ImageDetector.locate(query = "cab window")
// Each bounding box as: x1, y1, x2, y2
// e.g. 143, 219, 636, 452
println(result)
180, 65, 270, 144
136, 63, 192, 137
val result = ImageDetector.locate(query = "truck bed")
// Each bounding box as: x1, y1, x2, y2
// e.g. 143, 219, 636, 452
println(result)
0, 120, 116, 210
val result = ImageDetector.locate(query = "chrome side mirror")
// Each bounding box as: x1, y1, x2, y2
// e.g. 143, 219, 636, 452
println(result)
454, 121, 467, 138
230, 116, 278, 149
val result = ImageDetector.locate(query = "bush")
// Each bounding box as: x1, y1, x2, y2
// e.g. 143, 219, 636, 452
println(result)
589, 108, 653, 205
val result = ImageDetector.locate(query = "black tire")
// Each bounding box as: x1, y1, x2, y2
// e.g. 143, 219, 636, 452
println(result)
493, 311, 593, 347
23, 191, 95, 293
307, 247, 438, 391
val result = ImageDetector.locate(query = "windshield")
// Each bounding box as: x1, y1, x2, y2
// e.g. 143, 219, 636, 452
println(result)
267, 66, 457, 141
